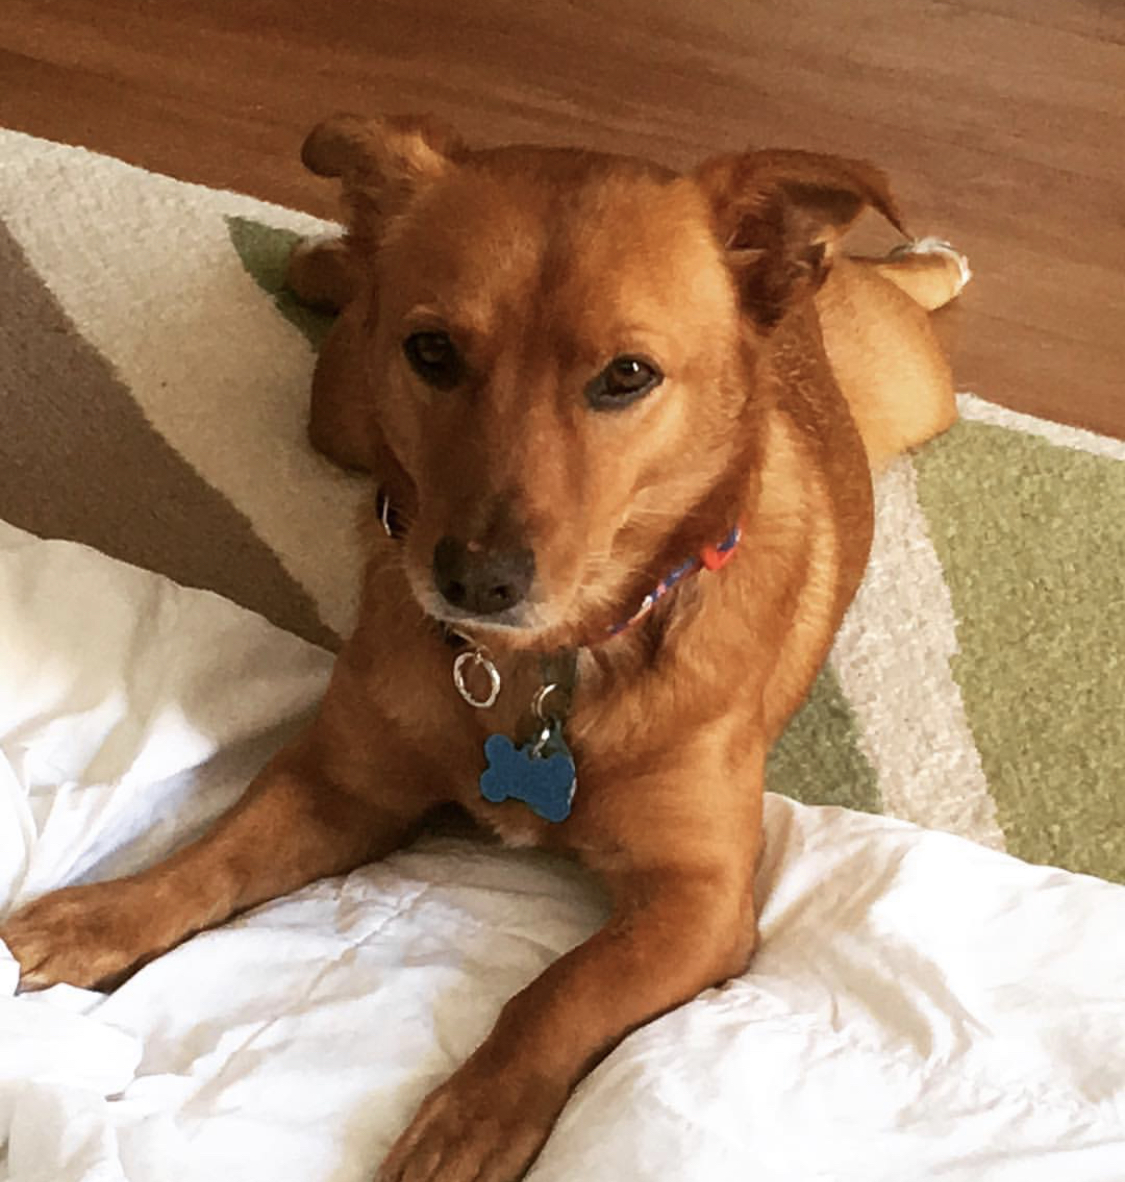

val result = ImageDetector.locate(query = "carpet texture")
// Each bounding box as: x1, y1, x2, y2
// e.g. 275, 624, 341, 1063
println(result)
1, 129, 1122, 882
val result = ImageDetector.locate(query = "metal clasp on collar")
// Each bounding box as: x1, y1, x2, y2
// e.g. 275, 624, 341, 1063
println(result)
378, 492, 395, 538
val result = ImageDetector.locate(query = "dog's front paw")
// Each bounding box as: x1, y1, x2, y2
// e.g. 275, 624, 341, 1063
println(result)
0, 880, 163, 991
378, 1063, 564, 1182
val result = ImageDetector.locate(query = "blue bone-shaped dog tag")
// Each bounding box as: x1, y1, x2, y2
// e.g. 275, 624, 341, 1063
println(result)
480, 721, 577, 823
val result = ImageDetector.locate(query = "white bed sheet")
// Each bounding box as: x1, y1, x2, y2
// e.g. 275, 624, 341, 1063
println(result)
2, 518, 1124, 1182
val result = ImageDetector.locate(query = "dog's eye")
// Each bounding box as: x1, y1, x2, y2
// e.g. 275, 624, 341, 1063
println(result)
586, 356, 663, 411
403, 331, 462, 389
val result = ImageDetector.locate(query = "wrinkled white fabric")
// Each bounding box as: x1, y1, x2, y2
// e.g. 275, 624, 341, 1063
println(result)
2, 519, 1123, 1181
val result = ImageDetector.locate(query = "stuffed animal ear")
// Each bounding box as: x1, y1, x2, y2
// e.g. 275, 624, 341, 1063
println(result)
694, 149, 906, 328
301, 113, 463, 248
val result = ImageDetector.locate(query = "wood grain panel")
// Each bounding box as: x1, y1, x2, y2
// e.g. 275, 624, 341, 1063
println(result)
1, 0, 1121, 436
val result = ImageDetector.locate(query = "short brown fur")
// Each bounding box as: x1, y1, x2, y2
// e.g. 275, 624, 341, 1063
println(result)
1, 115, 964, 1182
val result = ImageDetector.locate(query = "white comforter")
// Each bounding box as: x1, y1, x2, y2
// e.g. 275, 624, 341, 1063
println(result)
2, 518, 1124, 1182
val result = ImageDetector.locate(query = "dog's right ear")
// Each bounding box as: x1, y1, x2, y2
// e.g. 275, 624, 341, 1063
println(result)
301, 114, 462, 245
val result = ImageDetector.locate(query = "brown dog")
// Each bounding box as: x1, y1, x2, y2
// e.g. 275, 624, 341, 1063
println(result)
0, 116, 966, 1181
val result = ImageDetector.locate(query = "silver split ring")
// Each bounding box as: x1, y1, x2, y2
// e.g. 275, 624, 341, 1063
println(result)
453, 648, 501, 709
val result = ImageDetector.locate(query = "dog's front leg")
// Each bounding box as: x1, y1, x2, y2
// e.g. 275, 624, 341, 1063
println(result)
0, 643, 432, 992
0, 735, 419, 991
378, 851, 759, 1182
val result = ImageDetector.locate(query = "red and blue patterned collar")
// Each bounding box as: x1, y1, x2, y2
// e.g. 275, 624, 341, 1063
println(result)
606, 523, 742, 636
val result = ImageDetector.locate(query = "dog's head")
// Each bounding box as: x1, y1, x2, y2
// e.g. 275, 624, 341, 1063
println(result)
305, 115, 901, 648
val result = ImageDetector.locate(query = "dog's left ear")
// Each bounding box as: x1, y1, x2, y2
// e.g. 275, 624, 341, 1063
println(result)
301, 113, 463, 252
302, 113, 461, 191
695, 149, 905, 328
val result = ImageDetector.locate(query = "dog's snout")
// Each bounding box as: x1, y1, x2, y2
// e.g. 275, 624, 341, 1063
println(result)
432, 536, 536, 617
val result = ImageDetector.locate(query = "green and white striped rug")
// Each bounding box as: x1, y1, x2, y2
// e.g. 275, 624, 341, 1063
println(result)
773, 400, 1125, 881
1, 129, 1122, 882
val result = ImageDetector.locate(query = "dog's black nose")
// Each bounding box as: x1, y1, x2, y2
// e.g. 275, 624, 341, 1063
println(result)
432, 536, 536, 616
